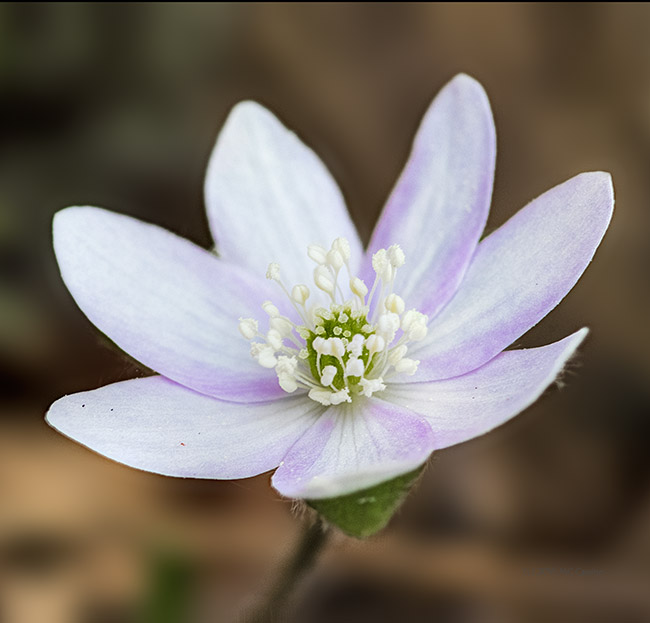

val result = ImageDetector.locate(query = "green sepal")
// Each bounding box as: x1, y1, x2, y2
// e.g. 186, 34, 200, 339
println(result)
306, 467, 423, 538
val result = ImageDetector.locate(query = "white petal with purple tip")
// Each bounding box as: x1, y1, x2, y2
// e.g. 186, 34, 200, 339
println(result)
382, 329, 587, 450
410, 172, 613, 381
47, 376, 323, 479
362, 74, 496, 318
204, 101, 363, 286
271, 398, 435, 499
53, 206, 287, 402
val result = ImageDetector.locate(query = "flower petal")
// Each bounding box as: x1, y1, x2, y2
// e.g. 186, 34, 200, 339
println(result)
53, 206, 286, 402
362, 74, 496, 317
204, 101, 362, 286
46, 376, 323, 479
411, 172, 613, 381
382, 329, 587, 450
271, 398, 435, 499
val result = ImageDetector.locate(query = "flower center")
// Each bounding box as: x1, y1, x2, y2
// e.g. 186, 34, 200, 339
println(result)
238, 238, 428, 405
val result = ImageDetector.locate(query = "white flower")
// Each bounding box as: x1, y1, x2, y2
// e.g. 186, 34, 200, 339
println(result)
47, 75, 613, 502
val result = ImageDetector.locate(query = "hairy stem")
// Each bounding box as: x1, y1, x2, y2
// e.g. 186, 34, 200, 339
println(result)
243, 518, 329, 623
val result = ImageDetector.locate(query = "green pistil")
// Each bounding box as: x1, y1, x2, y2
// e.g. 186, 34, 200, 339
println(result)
304, 306, 375, 390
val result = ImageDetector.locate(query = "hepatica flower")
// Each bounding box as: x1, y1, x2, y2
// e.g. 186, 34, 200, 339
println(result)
47, 75, 613, 537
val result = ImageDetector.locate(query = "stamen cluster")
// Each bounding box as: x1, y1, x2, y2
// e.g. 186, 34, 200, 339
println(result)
239, 238, 428, 405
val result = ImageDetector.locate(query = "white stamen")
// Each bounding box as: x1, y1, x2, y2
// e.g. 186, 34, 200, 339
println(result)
376, 313, 400, 342
308, 387, 334, 405
266, 328, 283, 351
270, 316, 293, 337
350, 277, 368, 300
266, 262, 281, 281
307, 244, 328, 264
360, 377, 386, 397
291, 284, 310, 305
366, 334, 385, 355
278, 373, 298, 393
330, 388, 352, 404
332, 237, 351, 262
372, 249, 390, 281
388, 244, 405, 268
320, 365, 337, 386
242, 238, 428, 405
347, 334, 365, 357
394, 358, 419, 375
385, 293, 405, 315
388, 344, 408, 366
255, 345, 278, 368
329, 337, 346, 358
238, 318, 258, 340
345, 357, 364, 377
402, 310, 428, 341
276, 355, 298, 375
262, 301, 280, 317
326, 249, 344, 271
314, 265, 335, 294
312, 336, 330, 355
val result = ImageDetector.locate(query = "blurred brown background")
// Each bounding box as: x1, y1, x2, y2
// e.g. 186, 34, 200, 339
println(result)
1, 3, 649, 622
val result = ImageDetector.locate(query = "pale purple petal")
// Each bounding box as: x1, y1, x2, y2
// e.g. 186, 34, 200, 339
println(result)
382, 329, 587, 450
271, 399, 435, 499
53, 206, 286, 402
410, 172, 613, 381
47, 376, 323, 479
362, 74, 495, 317
204, 101, 363, 286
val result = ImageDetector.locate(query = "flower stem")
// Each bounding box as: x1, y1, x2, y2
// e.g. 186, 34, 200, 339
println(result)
243, 518, 329, 623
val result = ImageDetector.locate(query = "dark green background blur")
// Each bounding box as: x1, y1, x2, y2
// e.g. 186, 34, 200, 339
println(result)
1, 3, 649, 622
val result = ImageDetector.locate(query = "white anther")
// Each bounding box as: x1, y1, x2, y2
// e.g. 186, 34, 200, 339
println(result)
365, 334, 385, 355
266, 328, 283, 351
329, 337, 346, 358
332, 237, 351, 262
262, 301, 280, 317
291, 284, 310, 305
401, 310, 428, 341
407, 321, 428, 341
314, 265, 335, 294
385, 293, 405, 315
238, 318, 258, 340
360, 377, 386, 397
388, 344, 408, 366
266, 262, 280, 281
320, 365, 338, 386
347, 334, 365, 358
387, 244, 405, 268
307, 244, 328, 264
270, 316, 293, 337
372, 249, 389, 278
278, 373, 298, 393
401, 310, 423, 331
376, 313, 400, 342
312, 336, 331, 356
394, 358, 419, 375
350, 277, 368, 299
330, 388, 351, 405
308, 387, 334, 405
326, 249, 344, 271
256, 345, 278, 368
276, 355, 298, 375
345, 357, 365, 377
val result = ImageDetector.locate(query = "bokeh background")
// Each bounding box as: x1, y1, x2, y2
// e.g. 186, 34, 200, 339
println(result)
1, 3, 649, 622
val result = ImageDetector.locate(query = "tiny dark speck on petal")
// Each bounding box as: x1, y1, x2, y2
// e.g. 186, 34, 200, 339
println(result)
180, 442, 185, 447
81, 404, 85, 407
110, 408, 113, 411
